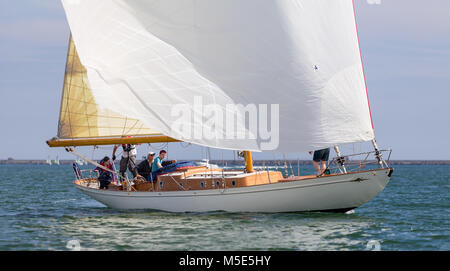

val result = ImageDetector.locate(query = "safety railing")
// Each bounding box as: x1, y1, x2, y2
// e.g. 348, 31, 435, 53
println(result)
327, 149, 392, 174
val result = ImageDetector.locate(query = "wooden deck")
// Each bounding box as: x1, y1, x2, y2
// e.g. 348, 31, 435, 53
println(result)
75, 167, 393, 193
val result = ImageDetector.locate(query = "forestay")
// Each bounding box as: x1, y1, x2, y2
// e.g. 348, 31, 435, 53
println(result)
61, 0, 374, 152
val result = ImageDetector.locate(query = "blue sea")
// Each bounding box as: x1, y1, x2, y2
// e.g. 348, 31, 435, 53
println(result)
0, 164, 448, 251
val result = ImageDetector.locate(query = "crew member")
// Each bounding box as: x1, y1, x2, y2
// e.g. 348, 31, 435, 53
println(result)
113, 144, 140, 180
136, 152, 155, 181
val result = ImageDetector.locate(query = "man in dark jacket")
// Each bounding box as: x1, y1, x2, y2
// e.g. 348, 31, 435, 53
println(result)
136, 152, 155, 181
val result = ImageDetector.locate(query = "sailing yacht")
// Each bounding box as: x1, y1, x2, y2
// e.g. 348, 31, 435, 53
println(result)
74, 159, 84, 166
47, 0, 393, 213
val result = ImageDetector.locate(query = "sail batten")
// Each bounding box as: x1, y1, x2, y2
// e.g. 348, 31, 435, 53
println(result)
58, 0, 375, 152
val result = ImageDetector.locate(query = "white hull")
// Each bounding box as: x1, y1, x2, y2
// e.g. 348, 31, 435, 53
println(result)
76, 168, 392, 213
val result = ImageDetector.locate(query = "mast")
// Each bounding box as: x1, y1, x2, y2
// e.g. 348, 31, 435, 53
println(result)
244, 151, 254, 173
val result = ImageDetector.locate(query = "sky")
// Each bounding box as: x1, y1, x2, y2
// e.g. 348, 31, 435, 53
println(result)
0, 0, 449, 161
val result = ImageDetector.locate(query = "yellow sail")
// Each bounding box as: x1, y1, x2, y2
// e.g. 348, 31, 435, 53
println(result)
48, 36, 178, 147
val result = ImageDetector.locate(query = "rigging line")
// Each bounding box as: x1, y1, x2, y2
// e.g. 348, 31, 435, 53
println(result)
93, 146, 114, 150
149, 142, 168, 151
179, 142, 191, 149
121, 114, 129, 138
127, 121, 146, 135
91, 146, 97, 162
68, 148, 119, 175
167, 174, 187, 191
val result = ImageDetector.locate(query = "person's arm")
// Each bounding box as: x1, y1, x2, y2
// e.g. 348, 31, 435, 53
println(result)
94, 166, 101, 177
156, 158, 163, 169
112, 145, 118, 161
162, 160, 177, 167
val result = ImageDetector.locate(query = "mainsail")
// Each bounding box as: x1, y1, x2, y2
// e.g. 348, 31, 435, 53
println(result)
57, 0, 375, 152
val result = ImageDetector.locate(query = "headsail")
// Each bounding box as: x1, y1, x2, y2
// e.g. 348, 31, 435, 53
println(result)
58, 36, 161, 139
49, 36, 178, 147
58, 0, 375, 152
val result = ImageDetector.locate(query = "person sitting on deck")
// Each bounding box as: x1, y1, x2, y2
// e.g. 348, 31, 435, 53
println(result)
136, 152, 155, 182
151, 150, 177, 181
94, 156, 115, 189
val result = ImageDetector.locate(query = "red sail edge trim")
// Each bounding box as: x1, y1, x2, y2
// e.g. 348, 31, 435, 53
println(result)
352, 0, 375, 130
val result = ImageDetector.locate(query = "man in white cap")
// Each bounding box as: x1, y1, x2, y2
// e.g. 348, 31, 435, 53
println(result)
136, 152, 156, 181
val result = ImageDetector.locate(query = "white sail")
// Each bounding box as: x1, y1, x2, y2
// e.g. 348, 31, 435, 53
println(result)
61, 0, 374, 152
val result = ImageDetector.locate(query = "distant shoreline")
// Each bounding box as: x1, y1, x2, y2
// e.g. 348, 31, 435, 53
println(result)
1, 159, 449, 165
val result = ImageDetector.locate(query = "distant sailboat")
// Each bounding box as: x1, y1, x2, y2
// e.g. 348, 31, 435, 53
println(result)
46, 156, 52, 166
197, 159, 219, 169
54, 156, 60, 165
47, 0, 393, 213
75, 159, 84, 166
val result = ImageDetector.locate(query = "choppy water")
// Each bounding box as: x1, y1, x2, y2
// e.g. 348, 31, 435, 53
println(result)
0, 164, 448, 251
